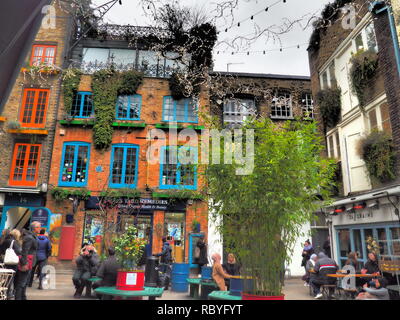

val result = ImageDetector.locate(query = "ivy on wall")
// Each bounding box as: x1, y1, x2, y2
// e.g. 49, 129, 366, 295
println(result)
51, 187, 91, 201
316, 87, 342, 129
62, 68, 83, 115
349, 49, 379, 107
99, 188, 141, 199
91, 69, 144, 150
359, 130, 396, 183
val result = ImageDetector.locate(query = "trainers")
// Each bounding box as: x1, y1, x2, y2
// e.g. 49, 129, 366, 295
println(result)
304, 282, 308, 287
314, 293, 323, 299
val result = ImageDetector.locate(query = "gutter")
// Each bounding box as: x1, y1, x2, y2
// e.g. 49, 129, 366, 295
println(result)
0, 187, 42, 194
370, 1, 400, 78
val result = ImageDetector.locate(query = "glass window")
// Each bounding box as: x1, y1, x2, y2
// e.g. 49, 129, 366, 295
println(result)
353, 229, 363, 260
160, 146, 197, 189
116, 95, 141, 120
355, 33, 364, 51
31, 45, 56, 66
70, 92, 93, 118
164, 212, 185, 243
328, 135, 334, 158
301, 93, 314, 119
328, 62, 337, 88
223, 98, 256, 126
365, 22, 378, 52
377, 228, 389, 256
368, 108, 378, 131
59, 142, 90, 187
109, 144, 139, 188
380, 103, 391, 134
271, 90, 292, 119
20, 88, 49, 127
321, 71, 328, 90
390, 227, 400, 258
9, 144, 41, 187
338, 229, 351, 258
162, 96, 198, 123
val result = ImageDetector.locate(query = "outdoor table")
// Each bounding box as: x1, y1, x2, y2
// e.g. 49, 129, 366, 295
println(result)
187, 278, 201, 299
208, 290, 242, 300
326, 274, 377, 278
94, 286, 164, 300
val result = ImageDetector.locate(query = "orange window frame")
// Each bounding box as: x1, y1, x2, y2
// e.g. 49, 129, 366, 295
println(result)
9, 143, 41, 187
19, 88, 50, 128
30, 45, 57, 66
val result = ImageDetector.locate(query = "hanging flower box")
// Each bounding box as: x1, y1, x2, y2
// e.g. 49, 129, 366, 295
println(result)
21, 67, 60, 75
112, 121, 146, 128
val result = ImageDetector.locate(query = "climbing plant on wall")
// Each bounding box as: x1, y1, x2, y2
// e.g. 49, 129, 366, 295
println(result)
62, 68, 83, 115
316, 87, 342, 129
350, 49, 379, 107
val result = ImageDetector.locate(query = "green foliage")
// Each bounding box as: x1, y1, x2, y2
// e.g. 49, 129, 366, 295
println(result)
113, 225, 147, 270
154, 190, 204, 200
350, 50, 378, 107
359, 130, 396, 183
92, 69, 119, 150
62, 68, 83, 115
118, 70, 144, 95
51, 187, 91, 201
205, 118, 335, 296
316, 88, 342, 129
191, 219, 200, 231
100, 188, 141, 199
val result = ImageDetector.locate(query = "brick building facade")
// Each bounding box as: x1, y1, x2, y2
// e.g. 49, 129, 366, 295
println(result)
308, 0, 400, 268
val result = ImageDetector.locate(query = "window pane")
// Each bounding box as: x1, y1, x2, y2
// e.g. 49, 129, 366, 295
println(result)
365, 23, 378, 52
162, 148, 178, 185
44, 47, 55, 65
32, 46, 44, 65
25, 146, 39, 181
329, 62, 337, 87
13, 145, 27, 181
124, 147, 137, 185
128, 95, 141, 119
116, 96, 129, 119
61, 145, 75, 182
34, 91, 48, 124
390, 227, 400, 258
301, 93, 314, 119
175, 100, 186, 122
377, 228, 389, 256
163, 97, 175, 121
111, 147, 124, 184
338, 229, 351, 258
186, 99, 197, 122
321, 72, 328, 89
75, 146, 88, 183
328, 135, 334, 158
22, 90, 36, 124
353, 229, 363, 260
82, 94, 93, 117
271, 91, 292, 118
368, 109, 377, 131
380, 102, 391, 134
355, 33, 364, 51
335, 132, 341, 159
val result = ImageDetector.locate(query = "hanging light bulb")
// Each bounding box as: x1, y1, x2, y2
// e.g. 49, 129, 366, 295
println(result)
265, 7, 269, 11
237, 22, 240, 27
251, 16, 254, 20
263, 50, 266, 54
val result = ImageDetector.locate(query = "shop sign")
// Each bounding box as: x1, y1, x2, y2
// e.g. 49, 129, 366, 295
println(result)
346, 210, 373, 220
4, 193, 44, 207
116, 198, 169, 211
31, 208, 50, 227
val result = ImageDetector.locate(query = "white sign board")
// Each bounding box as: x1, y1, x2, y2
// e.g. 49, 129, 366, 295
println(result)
126, 272, 137, 286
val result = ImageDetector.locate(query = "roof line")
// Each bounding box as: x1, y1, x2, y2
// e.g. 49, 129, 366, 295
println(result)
210, 71, 310, 81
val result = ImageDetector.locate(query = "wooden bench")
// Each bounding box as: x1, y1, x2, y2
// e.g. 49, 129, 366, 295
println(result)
94, 286, 164, 300
208, 290, 242, 300
187, 278, 201, 299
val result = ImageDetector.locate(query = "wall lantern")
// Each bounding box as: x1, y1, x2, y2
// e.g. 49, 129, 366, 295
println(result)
353, 202, 366, 210
334, 206, 346, 214
368, 200, 380, 210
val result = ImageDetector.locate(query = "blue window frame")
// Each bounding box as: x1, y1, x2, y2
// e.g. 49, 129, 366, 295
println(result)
115, 95, 142, 120
109, 144, 139, 188
335, 223, 400, 268
159, 146, 197, 190
70, 92, 93, 118
162, 96, 198, 123
59, 142, 90, 187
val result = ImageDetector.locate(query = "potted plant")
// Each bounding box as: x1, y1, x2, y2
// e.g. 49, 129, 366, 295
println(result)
113, 225, 147, 291
206, 118, 335, 300
191, 219, 201, 232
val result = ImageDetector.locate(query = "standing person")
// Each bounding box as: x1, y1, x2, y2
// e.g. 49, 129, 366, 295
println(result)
28, 228, 52, 289
14, 221, 40, 300
0, 229, 22, 299
211, 253, 232, 291
195, 239, 208, 275
0, 229, 11, 261
301, 240, 314, 284
323, 236, 331, 258
309, 252, 338, 299
155, 237, 172, 289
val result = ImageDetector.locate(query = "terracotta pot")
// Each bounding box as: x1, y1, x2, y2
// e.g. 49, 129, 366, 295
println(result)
116, 270, 145, 291
242, 293, 285, 300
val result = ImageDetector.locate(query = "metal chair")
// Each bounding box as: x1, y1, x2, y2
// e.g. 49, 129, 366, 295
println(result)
0, 268, 15, 300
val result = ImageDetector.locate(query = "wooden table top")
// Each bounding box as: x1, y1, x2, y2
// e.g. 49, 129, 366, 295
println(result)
327, 273, 377, 278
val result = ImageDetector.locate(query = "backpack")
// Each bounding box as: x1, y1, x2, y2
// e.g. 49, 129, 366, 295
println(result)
194, 246, 200, 259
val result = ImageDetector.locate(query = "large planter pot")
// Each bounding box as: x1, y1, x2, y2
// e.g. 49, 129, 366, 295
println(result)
229, 277, 254, 297
242, 293, 285, 300
116, 270, 145, 291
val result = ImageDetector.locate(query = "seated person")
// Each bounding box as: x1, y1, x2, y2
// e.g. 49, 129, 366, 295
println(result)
93, 247, 121, 300
72, 244, 99, 299
222, 253, 240, 289
362, 252, 380, 275
356, 277, 390, 300
309, 252, 338, 299
305, 254, 318, 286
211, 253, 232, 291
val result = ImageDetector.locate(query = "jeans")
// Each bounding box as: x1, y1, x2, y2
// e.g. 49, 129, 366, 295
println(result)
29, 259, 47, 287
14, 270, 32, 300
310, 278, 336, 296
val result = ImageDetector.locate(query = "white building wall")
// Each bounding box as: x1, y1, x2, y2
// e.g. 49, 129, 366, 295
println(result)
287, 223, 311, 277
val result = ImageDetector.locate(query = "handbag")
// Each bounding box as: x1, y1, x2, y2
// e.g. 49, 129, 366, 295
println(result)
4, 240, 19, 265
18, 254, 34, 271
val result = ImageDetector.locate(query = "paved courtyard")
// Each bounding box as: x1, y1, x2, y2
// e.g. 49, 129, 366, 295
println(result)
25, 271, 312, 300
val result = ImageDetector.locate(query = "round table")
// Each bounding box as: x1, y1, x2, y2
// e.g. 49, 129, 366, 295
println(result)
326, 274, 377, 278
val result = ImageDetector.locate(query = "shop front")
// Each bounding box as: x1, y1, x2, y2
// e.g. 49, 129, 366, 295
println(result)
82, 197, 203, 263
326, 186, 400, 269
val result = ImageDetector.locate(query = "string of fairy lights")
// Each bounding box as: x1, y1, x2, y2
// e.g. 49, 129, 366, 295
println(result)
214, 42, 309, 56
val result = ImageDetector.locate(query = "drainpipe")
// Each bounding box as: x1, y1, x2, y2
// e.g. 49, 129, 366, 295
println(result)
370, 1, 400, 78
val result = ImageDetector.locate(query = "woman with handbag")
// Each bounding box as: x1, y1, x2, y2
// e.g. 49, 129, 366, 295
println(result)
0, 229, 22, 299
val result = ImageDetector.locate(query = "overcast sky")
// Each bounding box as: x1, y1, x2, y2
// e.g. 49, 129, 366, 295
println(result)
92, 0, 331, 76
